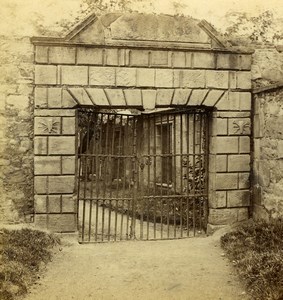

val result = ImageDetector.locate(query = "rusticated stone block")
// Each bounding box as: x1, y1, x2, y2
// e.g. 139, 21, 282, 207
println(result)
48, 88, 62, 108
215, 137, 238, 154
239, 55, 252, 70
203, 90, 224, 107
228, 118, 251, 135
278, 140, 283, 158
216, 173, 238, 190
49, 136, 76, 155
35, 87, 48, 108
239, 92, 251, 110
62, 156, 76, 174
48, 214, 76, 232
62, 90, 78, 108
212, 118, 227, 136
188, 89, 208, 106
229, 72, 237, 89
48, 176, 75, 194
209, 191, 226, 208
239, 136, 250, 153
61, 66, 88, 85
142, 90, 156, 110
216, 155, 227, 172
208, 207, 248, 225
227, 190, 250, 207
62, 195, 76, 213
172, 52, 186, 68
34, 137, 48, 155
35, 46, 48, 63
228, 155, 250, 172
34, 109, 75, 117
116, 68, 136, 86
104, 89, 126, 106
206, 71, 229, 89
130, 50, 149, 66
237, 72, 251, 89
34, 117, 61, 135
77, 48, 103, 65
89, 67, 115, 86
258, 160, 270, 187
34, 214, 48, 229
35, 65, 57, 85
182, 70, 205, 88
49, 47, 76, 64
173, 70, 181, 87
156, 89, 174, 106
48, 195, 61, 213
34, 195, 47, 213
193, 52, 215, 69
137, 69, 155, 87
105, 48, 119, 66
68, 88, 93, 106
34, 176, 48, 194
62, 117, 76, 135
239, 173, 250, 189
216, 53, 239, 70
34, 156, 61, 175
155, 69, 174, 87
124, 89, 142, 107
86, 88, 109, 106
172, 89, 191, 106
151, 51, 168, 66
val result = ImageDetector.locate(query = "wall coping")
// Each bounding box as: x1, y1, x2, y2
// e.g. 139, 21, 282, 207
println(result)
253, 81, 283, 94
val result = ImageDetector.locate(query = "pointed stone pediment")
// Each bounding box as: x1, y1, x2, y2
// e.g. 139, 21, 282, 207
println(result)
64, 12, 228, 49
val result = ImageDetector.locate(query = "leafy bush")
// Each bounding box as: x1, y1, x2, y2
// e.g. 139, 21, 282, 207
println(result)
0, 228, 60, 300
221, 219, 283, 300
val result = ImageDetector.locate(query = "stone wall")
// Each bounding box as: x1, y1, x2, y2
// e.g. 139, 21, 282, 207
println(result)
253, 86, 283, 220
0, 36, 34, 223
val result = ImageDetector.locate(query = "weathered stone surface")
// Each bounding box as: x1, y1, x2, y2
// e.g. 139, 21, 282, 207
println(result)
151, 51, 168, 66
77, 48, 103, 65
182, 70, 205, 88
35, 46, 48, 63
105, 49, 119, 66
34, 176, 48, 194
34, 87, 48, 108
48, 176, 75, 194
210, 191, 226, 208
172, 52, 186, 68
34, 156, 61, 175
171, 89, 191, 106
6, 95, 30, 109
216, 155, 227, 172
206, 71, 229, 89
209, 208, 248, 225
62, 90, 78, 108
61, 66, 88, 85
34, 137, 48, 155
34, 195, 47, 213
227, 190, 250, 207
48, 214, 76, 232
142, 90, 156, 110
258, 160, 270, 187
34, 214, 48, 229
239, 173, 250, 189
49, 47, 76, 64
203, 90, 224, 107
62, 117, 76, 135
34, 117, 61, 135
239, 92, 252, 110
239, 55, 252, 70
35, 65, 57, 85
228, 118, 251, 135
193, 52, 215, 69
239, 136, 250, 153
155, 69, 174, 88
155, 89, 174, 106
124, 89, 142, 106
229, 72, 237, 89
62, 156, 76, 174
137, 68, 155, 87
89, 67, 115, 86
216, 173, 238, 190
62, 195, 76, 213
216, 54, 239, 70
34, 109, 75, 117
116, 68, 136, 86
188, 89, 208, 106
228, 155, 250, 172
49, 136, 76, 155
278, 140, 283, 158
130, 50, 149, 66
237, 72, 251, 89
48, 195, 61, 213
86, 88, 109, 106
104, 89, 126, 106
215, 137, 238, 154
48, 88, 62, 108
69, 88, 93, 106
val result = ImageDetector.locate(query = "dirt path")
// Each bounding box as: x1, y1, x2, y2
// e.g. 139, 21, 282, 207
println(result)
25, 230, 249, 300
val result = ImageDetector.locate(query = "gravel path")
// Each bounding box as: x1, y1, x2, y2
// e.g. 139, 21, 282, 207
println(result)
25, 230, 249, 300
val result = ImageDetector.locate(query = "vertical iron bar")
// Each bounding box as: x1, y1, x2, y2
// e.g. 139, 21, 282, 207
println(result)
153, 114, 157, 239
199, 113, 203, 231
160, 114, 163, 239
166, 114, 170, 238
180, 112, 183, 238
173, 114, 177, 238
186, 113, 190, 237
147, 116, 150, 240
192, 113, 196, 236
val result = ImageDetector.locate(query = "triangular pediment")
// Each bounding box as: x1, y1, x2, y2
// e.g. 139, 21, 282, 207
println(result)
63, 12, 229, 49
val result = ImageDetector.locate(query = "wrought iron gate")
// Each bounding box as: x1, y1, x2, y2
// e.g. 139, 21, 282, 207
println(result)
77, 108, 209, 243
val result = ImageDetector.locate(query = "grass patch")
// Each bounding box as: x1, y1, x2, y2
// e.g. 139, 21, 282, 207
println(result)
0, 227, 60, 300
221, 218, 283, 300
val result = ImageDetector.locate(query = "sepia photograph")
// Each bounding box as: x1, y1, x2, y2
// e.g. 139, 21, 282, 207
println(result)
0, 0, 282, 299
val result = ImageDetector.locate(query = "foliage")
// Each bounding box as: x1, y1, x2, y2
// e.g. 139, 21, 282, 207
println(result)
0, 228, 60, 300
221, 219, 283, 300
